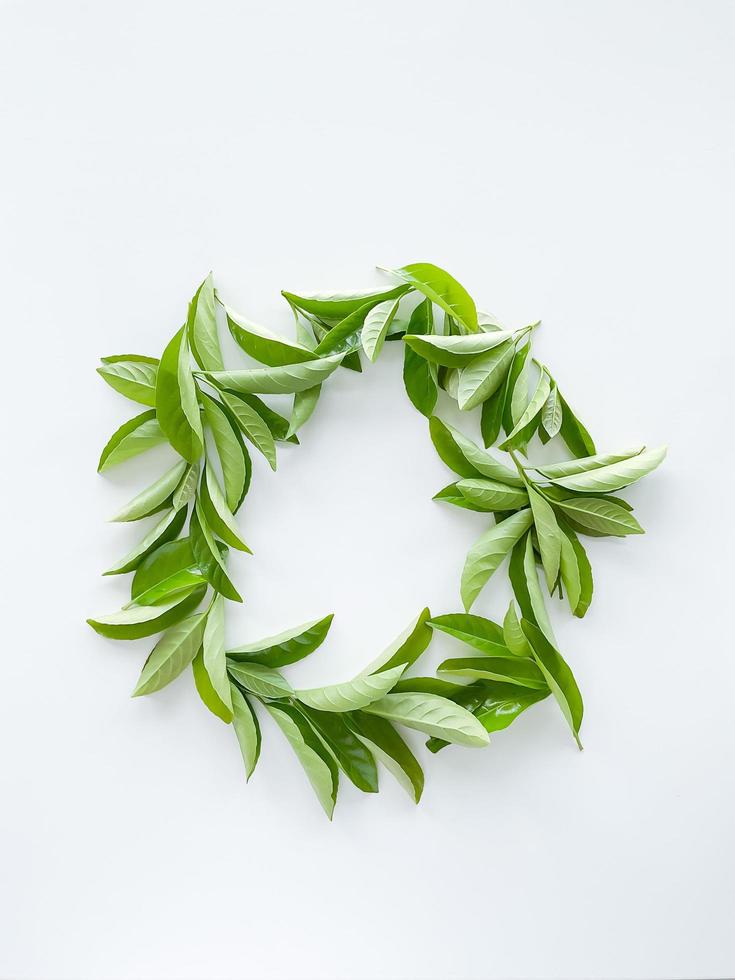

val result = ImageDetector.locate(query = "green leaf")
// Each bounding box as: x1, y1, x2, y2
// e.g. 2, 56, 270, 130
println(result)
457, 478, 529, 511
229, 393, 298, 444
403, 330, 516, 368
362, 297, 401, 362
391, 676, 468, 698
403, 298, 437, 417
558, 529, 582, 614
312, 303, 373, 357
187, 273, 224, 371
132, 611, 207, 697
500, 369, 551, 451
381, 263, 478, 332
228, 614, 334, 667
461, 509, 534, 611
541, 384, 563, 438
503, 601, 531, 656
198, 595, 232, 720
559, 391, 596, 457
437, 655, 547, 689
521, 619, 583, 748
510, 350, 531, 424
199, 464, 251, 553
542, 446, 667, 493
554, 496, 644, 536
510, 532, 557, 643
230, 685, 261, 780
86, 586, 206, 640
428, 612, 510, 656
219, 390, 277, 469
457, 341, 515, 411
429, 417, 524, 486
190, 500, 242, 601
225, 305, 317, 366
201, 392, 251, 511
472, 681, 549, 734
533, 447, 646, 480
155, 326, 203, 463
300, 706, 379, 793
363, 692, 490, 747
266, 702, 338, 819
281, 284, 409, 321
287, 384, 321, 439
97, 358, 159, 406
199, 354, 344, 395
433, 482, 494, 512
172, 461, 199, 511
130, 537, 202, 606
103, 506, 187, 575
480, 380, 506, 447
295, 664, 405, 713
227, 662, 293, 699
97, 409, 166, 473
363, 608, 433, 674
347, 711, 424, 803
562, 523, 593, 617
502, 342, 531, 434
527, 486, 562, 591
109, 460, 187, 522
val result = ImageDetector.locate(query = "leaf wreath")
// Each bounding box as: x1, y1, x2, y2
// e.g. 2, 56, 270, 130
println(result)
90, 264, 666, 817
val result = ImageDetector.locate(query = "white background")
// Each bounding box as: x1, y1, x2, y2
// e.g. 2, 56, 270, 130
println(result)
1, 2, 733, 978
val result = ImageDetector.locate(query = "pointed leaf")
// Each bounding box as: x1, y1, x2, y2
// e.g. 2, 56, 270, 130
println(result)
190, 501, 242, 601
227, 662, 293, 699
429, 417, 524, 486
457, 478, 529, 511
172, 461, 199, 510
287, 384, 321, 439
457, 341, 514, 411
521, 619, 583, 747
199, 464, 251, 552
103, 506, 187, 575
198, 595, 232, 720
132, 611, 207, 696
187, 273, 223, 371
228, 614, 334, 667
500, 369, 551, 451
527, 486, 562, 591
461, 509, 534, 611
300, 706, 379, 793
403, 298, 437, 417
363, 608, 432, 674
542, 384, 563, 438
363, 692, 490, 747
295, 664, 406, 713
503, 601, 531, 656
544, 446, 666, 493
130, 538, 201, 605
109, 460, 187, 522
155, 326, 203, 463
428, 613, 510, 657
220, 390, 277, 469
225, 305, 317, 366
362, 297, 401, 361
347, 711, 424, 803
559, 391, 596, 457
281, 284, 409, 321
403, 330, 516, 367
230, 685, 261, 780
554, 496, 644, 536
534, 447, 645, 480
97, 358, 159, 406
266, 703, 338, 818
200, 355, 344, 395
98, 410, 166, 473
381, 263, 478, 332
437, 655, 547, 689
86, 586, 206, 640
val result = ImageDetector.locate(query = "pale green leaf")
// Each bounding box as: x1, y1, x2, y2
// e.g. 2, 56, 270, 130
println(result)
98, 410, 166, 473
295, 664, 406, 713
362, 297, 401, 361
228, 614, 334, 667
109, 460, 187, 522
227, 662, 293, 699
132, 611, 207, 697
199, 354, 344, 395
155, 326, 203, 463
363, 692, 490, 747
461, 509, 534, 611
381, 262, 478, 332
457, 340, 514, 411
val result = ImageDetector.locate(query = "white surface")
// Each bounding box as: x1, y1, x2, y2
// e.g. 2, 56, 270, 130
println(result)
1, 2, 733, 978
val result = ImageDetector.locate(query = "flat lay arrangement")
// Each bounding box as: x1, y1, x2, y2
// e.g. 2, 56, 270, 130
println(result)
90, 263, 665, 817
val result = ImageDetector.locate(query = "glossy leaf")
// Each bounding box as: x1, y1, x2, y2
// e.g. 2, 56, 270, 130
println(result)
503, 601, 531, 656
363, 608, 433, 674
554, 496, 644, 536
521, 619, 583, 748
86, 586, 206, 640
480, 380, 506, 447
201, 393, 251, 511
227, 662, 293, 699
199, 354, 344, 395
295, 664, 405, 713
381, 262, 478, 332
461, 508, 534, 611
225, 305, 317, 366
155, 326, 203, 463
429, 417, 524, 486
201, 595, 232, 720
109, 460, 187, 522
98, 410, 166, 473
559, 391, 596, 457
190, 501, 242, 602
98, 357, 158, 406
172, 462, 199, 510
220, 391, 277, 469
534, 447, 645, 480
527, 486, 562, 591
558, 529, 582, 614
287, 384, 321, 439
500, 369, 551, 451
228, 614, 334, 667
199, 464, 251, 553
130, 538, 204, 606
230, 393, 298, 444
347, 711, 424, 803
312, 303, 373, 357
266, 703, 338, 819
457, 478, 529, 511
428, 613, 510, 657
403, 330, 515, 368
300, 706, 379, 793
544, 446, 667, 493
403, 298, 437, 417
363, 692, 490, 747
230, 685, 261, 780
457, 340, 514, 411
362, 297, 401, 361
473, 681, 549, 734
281, 284, 408, 321
103, 506, 187, 575
132, 611, 207, 697
437, 655, 547, 689
187, 273, 224, 371
433, 482, 494, 512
